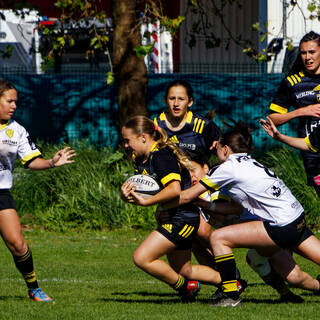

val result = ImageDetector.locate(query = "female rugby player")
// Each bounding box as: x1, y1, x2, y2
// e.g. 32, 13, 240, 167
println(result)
268, 31, 320, 197
0, 79, 76, 302
154, 79, 221, 162
166, 122, 320, 307
121, 116, 222, 302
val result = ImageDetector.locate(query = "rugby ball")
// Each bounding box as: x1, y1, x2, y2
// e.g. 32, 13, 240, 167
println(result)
125, 174, 161, 199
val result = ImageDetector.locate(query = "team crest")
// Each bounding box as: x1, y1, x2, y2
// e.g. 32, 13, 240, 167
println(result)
5, 129, 14, 138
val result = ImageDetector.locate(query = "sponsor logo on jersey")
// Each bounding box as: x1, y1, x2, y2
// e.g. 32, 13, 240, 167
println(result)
169, 135, 179, 144
142, 169, 149, 175
5, 129, 14, 138
296, 90, 314, 99
1, 139, 17, 146
179, 142, 196, 150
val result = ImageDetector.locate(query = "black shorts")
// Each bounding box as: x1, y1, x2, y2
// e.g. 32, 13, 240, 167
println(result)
263, 213, 313, 250
302, 152, 320, 186
0, 189, 17, 211
156, 217, 200, 250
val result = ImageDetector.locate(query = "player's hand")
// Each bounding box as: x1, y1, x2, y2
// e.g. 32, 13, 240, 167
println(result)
51, 147, 76, 167
301, 104, 320, 118
129, 190, 148, 206
209, 140, 219, 150
120, 181, 136, 202
260, 116, 281, 140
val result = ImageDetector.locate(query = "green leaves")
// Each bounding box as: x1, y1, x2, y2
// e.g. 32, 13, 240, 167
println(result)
105, 72, 114, 86
134, 45, 153, 57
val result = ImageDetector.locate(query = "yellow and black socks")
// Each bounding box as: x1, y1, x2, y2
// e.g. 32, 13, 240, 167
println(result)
13, 246, 38, 289
172, 274, 188, 294
262, 268, 291, 296
215, 253, 239, 299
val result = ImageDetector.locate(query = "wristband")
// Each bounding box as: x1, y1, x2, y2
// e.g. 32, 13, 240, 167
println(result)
49, 159, 55, 168
209, 202, 216, 211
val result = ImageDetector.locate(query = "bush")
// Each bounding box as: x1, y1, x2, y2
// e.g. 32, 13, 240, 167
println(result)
258, 147, 320, 228
12, 141, 156, 231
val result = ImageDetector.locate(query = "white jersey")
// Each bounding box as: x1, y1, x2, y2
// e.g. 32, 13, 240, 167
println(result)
0, 119, 41, 189
200, 153, 304, 227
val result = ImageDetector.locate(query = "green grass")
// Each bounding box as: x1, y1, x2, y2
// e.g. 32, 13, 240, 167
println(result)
0, 229, 319, 320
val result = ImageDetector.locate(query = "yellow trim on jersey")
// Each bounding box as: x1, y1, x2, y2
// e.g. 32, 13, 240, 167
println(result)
210, 193, 231, 202
299, 71, 304, 77
0, 121, 9, 130
305, 136, 318, 152
314, 84, 320, 91
150, 142, 158, 152
21, 151, 42, 165
169, 135, 179, 143
199, 190, 210, 199
161, 173, 181, 186
199, 120, 205, 134
269, 103, 288, 114
200, 176, 220, 191
186, 111, 193, 123
153, 117, 158, 126
286, 76, 294, 86
293, 74, 301, 83
159, 112, 166, 121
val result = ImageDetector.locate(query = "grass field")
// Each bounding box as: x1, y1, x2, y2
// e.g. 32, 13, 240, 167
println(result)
0, 228, 319, 320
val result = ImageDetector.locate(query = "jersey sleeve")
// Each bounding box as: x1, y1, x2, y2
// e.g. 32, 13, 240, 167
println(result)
305, 126, 320, 152
269, 78, 294, 114
200, 162, 235, 191
17, 126, 42, 167
152, 149, 181, 187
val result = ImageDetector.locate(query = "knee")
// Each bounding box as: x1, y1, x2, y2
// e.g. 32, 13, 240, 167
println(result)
132, 250, 147, 270
7, 237, 27, 256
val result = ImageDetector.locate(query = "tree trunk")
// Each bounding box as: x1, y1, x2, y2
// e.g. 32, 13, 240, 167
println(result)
112, 0, 148, 128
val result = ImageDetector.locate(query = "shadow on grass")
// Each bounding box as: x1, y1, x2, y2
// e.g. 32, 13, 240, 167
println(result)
0, 295, 25, 301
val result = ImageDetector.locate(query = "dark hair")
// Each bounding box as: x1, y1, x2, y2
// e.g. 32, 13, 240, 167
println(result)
291, 31, 320, 74
0, 79, 16, 97
164, 79, 194, 101
123, 115, 193, 169
220, 120, 254, 154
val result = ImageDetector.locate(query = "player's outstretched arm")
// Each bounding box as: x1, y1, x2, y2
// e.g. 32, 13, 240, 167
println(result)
260, 117, 309, 151
269, 104, 320, 126
28, 146, 76, 170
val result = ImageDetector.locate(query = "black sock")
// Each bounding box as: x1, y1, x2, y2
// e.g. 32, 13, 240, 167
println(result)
262, 267, 290, 296
215, 253, 239, 300
172, 274, 188, 293
13, 246, 38, 289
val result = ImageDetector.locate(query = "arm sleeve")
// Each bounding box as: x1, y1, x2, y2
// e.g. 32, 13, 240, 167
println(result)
305, 127, 320, 152
152, 149, 181, 187
200, 162, 235, 191
269, 79, 294, 114
17, 127, 42, 167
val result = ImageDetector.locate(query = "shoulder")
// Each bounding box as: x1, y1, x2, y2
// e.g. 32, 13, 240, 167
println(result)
284, 71, 307, 87
153, 112, 166, 127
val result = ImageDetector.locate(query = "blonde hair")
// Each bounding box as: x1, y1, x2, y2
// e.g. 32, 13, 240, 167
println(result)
123, 116, 193, 170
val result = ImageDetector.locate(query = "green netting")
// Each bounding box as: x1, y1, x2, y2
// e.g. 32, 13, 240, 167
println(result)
0, 71, 297, 153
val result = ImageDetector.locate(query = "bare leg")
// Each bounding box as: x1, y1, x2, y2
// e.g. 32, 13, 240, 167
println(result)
167, 249, 221, 285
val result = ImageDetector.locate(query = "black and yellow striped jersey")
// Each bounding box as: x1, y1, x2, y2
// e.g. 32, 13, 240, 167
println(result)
133, 142, 199, 220
305, 126, 320, 152
153, 111, 221, 161
269, 71, 320, 138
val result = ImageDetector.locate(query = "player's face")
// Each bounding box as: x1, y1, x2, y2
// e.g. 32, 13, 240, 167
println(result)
165, 85, 193, 120
300, 40, 320, 74
0, 89, 17, 124
190, 161, 209, 185
215, 142, 229, 163
121, 127, 147, 157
